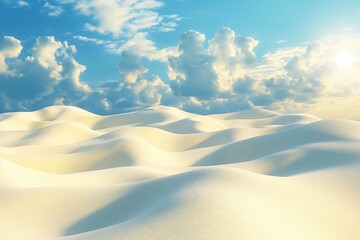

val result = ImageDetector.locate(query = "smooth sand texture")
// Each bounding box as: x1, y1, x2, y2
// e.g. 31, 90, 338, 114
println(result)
1, 105, 360, 239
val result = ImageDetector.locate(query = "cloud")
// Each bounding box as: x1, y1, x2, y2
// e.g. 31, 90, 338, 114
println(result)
106, 32, 175, 61
169, 30, 218, 97
41, 2, 63, 17
73, 35, 110, 45
168, 29, 360, 113
31, 36, 64, 79
168, 27, 259, 97
158, 14, 182, 32
1, 0, 29, 8
1, 30, 360, 115
80, 51, 175, 114
79, 75, 174, 115
276, 39, 287, 44
59, 0, 170, 36
0, 35, 176, 114
0, 36, 89, 112
119, 51, 148, 83
59, 0, 180, 60
0, 36, 23, 74
243, 37, 360, 111
208, 27, 258, 91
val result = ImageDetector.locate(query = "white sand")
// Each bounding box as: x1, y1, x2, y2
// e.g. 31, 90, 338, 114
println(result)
1, 105, 360, 239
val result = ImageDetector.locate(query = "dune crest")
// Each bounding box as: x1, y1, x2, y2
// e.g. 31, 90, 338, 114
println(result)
1, 105, 360, 240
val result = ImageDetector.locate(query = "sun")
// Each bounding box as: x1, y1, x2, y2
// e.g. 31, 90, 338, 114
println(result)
336, 51, 353, 69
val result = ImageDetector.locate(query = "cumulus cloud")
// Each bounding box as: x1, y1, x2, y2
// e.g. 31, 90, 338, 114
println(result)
119, 51, 148, 84
0, 35, 176, 114
168, 29, 360, 113
81, 51, 175, 114
169, 30, 218, 97
260, 37, 360, 100
80, 76, 174, 115
208, 27, 258, 91
168, 27, 260, 97
0, 36, 23, 74
0, 36, 89, 112
1, 29, 360, 115
239, 37, 360, 112
31, 36, 64, 79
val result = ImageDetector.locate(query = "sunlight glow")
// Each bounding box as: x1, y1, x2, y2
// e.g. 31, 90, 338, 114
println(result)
336, 51, 353, 69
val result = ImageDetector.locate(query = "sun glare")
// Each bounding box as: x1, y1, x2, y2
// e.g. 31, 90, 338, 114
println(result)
336, 51, 353, 69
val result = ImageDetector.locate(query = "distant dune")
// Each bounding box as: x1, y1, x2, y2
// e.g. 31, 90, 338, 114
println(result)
1, 105, 360, 239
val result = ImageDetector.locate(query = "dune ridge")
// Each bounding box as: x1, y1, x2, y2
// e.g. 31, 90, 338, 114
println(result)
1, 105, 360, 239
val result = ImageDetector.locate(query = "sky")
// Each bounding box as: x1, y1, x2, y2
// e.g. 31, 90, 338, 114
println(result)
0, 0, 360, 118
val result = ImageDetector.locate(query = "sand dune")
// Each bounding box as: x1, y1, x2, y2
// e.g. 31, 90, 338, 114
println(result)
1, 106, 360, 239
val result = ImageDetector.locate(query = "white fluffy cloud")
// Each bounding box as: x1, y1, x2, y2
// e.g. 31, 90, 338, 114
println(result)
0, 36, 89, 111
168, 29, 360, 113
208, 27, 258, 91
249, 37, 360, 111
169, 30, 218, 97
0, 36, 23, 74
31, 36, 64, 79
168, 27, 259, 97
79, 51, 175, 114
1, 29, 360, 115
0, 35, 175, 114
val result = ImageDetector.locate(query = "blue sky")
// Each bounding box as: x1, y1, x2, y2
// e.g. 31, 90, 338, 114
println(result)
0, 0, 360, 117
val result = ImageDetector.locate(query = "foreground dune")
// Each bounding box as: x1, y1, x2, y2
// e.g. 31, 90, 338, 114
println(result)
1, 105, 360, 239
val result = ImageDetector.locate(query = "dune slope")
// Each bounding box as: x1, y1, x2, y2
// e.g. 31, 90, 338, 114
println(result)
1, 105, 360, 240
